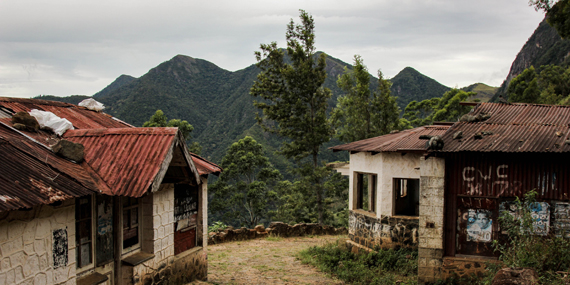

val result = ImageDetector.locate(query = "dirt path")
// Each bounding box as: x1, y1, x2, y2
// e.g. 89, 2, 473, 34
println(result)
190, 235, 346, 285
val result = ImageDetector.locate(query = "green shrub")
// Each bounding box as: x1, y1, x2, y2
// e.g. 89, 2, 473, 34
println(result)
297, 240, 417, 285
494, 190, 570, 284
208, 221, 228, 233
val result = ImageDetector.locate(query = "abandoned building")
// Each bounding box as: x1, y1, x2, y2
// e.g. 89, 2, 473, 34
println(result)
330, 124, 451, 251
0, 97, 221, 285
332, 102, 570, 283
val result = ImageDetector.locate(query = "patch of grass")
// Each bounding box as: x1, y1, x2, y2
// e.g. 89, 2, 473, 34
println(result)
266, 236, 283, 242
297, 240, 417, 285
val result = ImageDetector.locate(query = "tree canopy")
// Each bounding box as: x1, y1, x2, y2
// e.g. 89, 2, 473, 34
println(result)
403, 89, 475, 128
507, 64, 570, 104
331, 55, 400, 143
142, 110, 202, 154
209, 136, 281, 228
530, 0, 570, 39
250, 10, 337, 224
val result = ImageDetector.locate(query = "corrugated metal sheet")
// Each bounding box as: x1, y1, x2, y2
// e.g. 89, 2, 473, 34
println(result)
190, 153, 222, 176
0, 124, 94, 211
63, 128, 178, 197
0, 97, 131, 129
330, 125, 451, 153
443, 152, 570, 256
441, 103, 570, 153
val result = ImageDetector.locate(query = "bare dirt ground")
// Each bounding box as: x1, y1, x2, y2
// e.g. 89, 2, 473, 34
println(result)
189, 235, 347, 285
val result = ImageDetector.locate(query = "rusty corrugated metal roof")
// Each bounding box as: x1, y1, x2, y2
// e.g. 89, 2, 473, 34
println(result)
441, 103, 570, 153
190, 153, 222, 176
330, 125, 451, 153
0, 97, 132, 129
0, 123, 95, 211
0, 97, 217, 175
62, 127, 197, 197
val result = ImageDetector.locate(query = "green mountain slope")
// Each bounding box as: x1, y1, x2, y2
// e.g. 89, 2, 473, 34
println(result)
45, 54, 453, 166
461, 83, 498, 102
389, 67, 451, 110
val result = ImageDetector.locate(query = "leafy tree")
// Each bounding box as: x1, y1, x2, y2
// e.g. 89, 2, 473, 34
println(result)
270, 164, 348, 227
209, 136, 281, 228
250, 10, 334, 224
403, 89, 475, 127
331, 55, 400, 143
530, 0, 570, 39
143, 110, 202, 154
507, 65, 570, 104
507, 66, 541, 103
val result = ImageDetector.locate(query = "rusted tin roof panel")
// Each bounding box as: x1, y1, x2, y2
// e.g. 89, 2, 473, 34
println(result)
441, 103, 570, 153
190, 153, 222, 176
0, 125, 94, 212
330, 125, 451, 153
64, 128, 178, 197
0, 97, 131, 129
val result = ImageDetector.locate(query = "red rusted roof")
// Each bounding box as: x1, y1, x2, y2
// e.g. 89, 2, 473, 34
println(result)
0, 97, 132, 129
441, 103, 570, 153
63, 128, 182, 197
190, 153, 222, 176
330, 125, 451, 153
0, 96, 218, 175
0, 123, 95, 211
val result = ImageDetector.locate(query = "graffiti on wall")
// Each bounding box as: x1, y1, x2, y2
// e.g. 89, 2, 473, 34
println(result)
53, 228, 68, 268
349, 211, 418, 247
554, 202, 570, 237
462, 165, 525, 196
466, 209, 493, 242
499, 201, 550, 235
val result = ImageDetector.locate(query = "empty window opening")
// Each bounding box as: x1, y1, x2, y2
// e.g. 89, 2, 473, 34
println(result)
394, 178, 420, 216
122, 197, 141, 249
355, 173, 377, 213
76, 195, 93, 268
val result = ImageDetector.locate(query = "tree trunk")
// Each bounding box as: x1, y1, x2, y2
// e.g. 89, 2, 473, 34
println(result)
313, 153, 323, 225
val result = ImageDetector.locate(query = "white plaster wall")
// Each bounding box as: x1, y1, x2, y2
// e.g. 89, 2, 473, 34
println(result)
348, 152, 421, 217
380, 152, 421, 217
348, 152, 383, 215
0, 200, 76, 285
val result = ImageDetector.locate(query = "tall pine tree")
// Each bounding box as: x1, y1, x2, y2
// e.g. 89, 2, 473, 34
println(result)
250, 10, 334, 224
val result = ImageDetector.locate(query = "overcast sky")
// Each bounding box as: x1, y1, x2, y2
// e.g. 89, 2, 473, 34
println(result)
0, 0, 545, 98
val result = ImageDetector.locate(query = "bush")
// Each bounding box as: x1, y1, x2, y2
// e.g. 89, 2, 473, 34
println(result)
208, 221, 228, 233
494, 190, 570, 283
297, 240, 417, 285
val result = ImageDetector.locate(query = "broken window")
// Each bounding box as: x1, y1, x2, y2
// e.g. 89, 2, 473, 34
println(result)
393, 178, 420, 216
122, 197, 141, 250
355, 173, 377, 213
76, 195, 93, 268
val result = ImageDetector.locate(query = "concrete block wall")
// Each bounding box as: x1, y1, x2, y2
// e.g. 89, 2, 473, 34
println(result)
418, 156, 445, 284
0, 200, 76, 285
132, 184, 175, 285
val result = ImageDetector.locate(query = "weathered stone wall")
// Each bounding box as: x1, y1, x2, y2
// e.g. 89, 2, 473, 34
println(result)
348, 210, 418, 250
208, 223, 347, 245
0, 200, 76, 285
418, 156, 446, 284
441, 257, 497, 280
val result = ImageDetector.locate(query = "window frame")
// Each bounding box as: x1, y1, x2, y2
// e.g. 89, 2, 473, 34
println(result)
392, 178, 420, 217
121, 197, 142, 253
75, 195, 95, 271
354, 172, 377, 214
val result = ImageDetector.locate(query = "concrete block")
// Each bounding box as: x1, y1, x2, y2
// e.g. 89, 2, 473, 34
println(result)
23, 254, 39, 278
15, 265, 24, 283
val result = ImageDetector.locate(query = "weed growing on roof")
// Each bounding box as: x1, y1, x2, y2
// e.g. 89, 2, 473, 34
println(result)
297, 240, 417, 285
